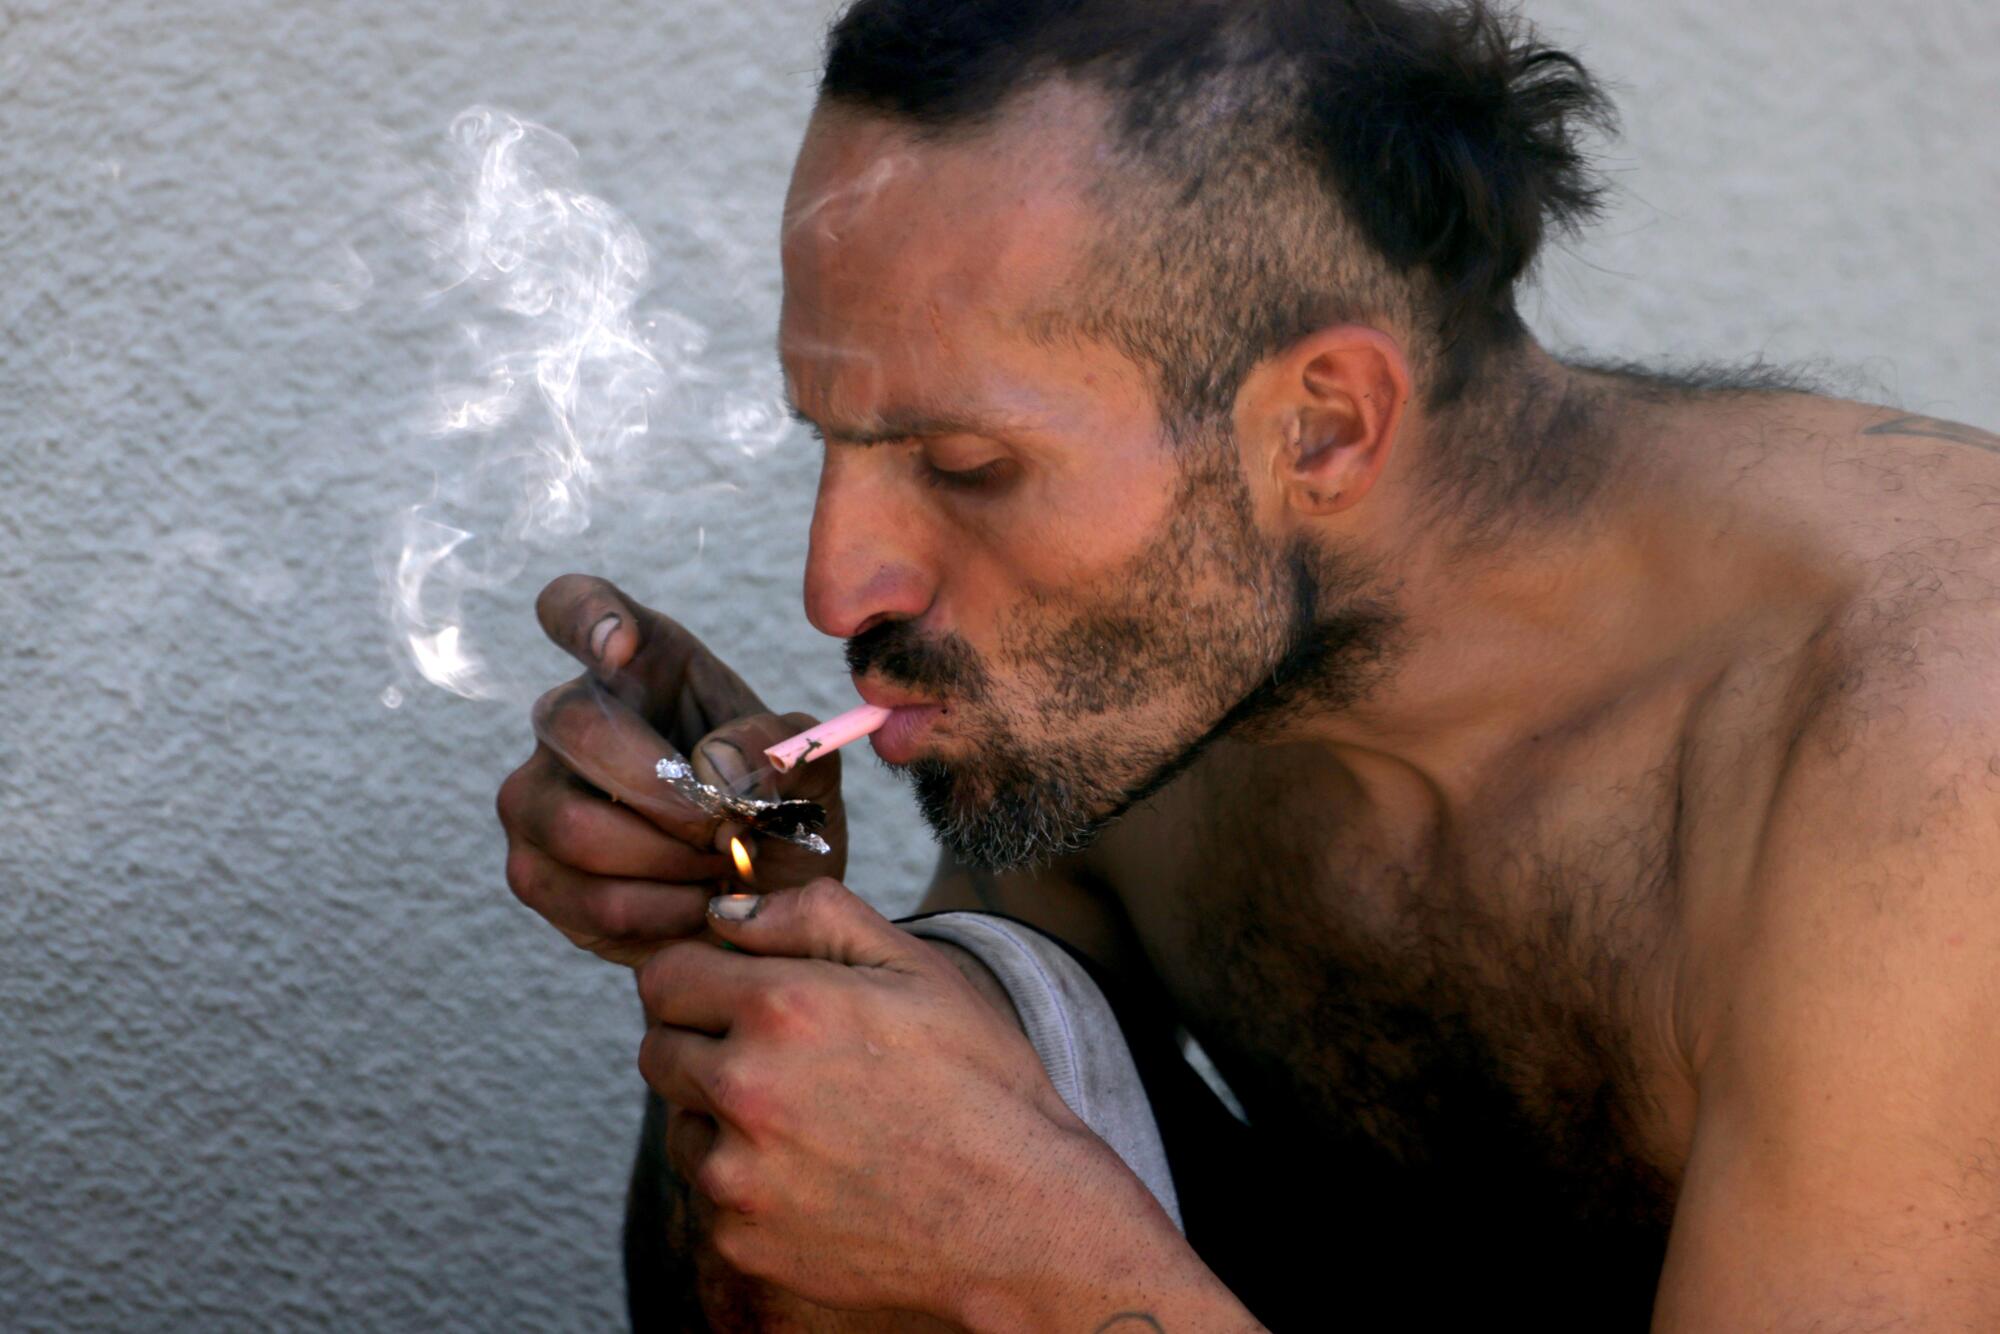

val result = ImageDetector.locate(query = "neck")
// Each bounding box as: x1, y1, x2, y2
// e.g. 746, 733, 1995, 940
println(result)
1287, 345, 1837, 824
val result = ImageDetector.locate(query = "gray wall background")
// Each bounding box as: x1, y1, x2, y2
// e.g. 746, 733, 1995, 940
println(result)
1, 1, 1994, 1328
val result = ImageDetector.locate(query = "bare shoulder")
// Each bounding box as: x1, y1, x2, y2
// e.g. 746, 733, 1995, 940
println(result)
1832, 400, 2000, 509
1682, 473, 2000, 988
1666, 597, 2000, 1330
1709, 390, 2000, 479
1736, 388, 2000, 449
1746, 395, 2000, 721
1741, 585, 2000, 944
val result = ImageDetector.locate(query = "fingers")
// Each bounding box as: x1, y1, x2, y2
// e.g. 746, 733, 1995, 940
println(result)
690, 722, 785, 801
641, 1025, 728, 1119
661, 1105, 761, 1224
646, 1039, 776, 1208
505, 847, 720, 947
637, 940, 760, 1033
663, 1103, 720, 1186
688, 713, 848, 878
529, 681, 718, 845
690, 709, 839, 806
774, 711, 843, 814
536, 572, 647, 673
703, 877, 917, 971
636, 939, 833, 1037
503, 750, 732, 880
535, 573, 765, 749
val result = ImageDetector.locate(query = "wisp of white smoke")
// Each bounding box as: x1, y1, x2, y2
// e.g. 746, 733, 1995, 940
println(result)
382, 106, 788, 706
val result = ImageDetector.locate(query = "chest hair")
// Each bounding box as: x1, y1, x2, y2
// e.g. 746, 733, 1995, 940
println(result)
1110, 751, 1688, 1238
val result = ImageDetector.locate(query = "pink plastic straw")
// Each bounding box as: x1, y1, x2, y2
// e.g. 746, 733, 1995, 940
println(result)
763, 704, 894, 772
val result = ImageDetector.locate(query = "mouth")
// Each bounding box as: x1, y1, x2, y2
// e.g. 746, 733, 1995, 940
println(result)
868, 702, 945, 764
851, 676, 947, 764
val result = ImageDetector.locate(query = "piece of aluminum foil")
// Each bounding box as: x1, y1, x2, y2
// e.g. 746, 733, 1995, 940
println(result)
655, 756, 831, 855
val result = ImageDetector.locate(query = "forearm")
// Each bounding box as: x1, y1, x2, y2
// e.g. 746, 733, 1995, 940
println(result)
954, 1130, 1268, 1334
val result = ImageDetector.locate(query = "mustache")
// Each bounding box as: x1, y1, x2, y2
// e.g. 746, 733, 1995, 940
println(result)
844, 620, 990, 699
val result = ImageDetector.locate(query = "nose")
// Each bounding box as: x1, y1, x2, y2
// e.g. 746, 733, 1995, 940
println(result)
802, 449, 935, 640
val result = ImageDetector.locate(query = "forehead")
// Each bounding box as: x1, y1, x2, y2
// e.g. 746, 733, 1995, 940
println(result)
778, 95, 1116, 426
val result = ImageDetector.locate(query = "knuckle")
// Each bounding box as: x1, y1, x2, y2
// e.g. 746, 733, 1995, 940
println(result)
746, 981, 815, 1038
704, 1060, 773, 1131
495, 767, 523, 829
635, 951, 674, 1013
778, 710, 823, 735
690, 1151, 732, 1207
707, 1218, 761, 1274
503, 847, 544, 904
531, 680, 597, 750
692, 1154, 756, 1219
721, 711, 787, 753
590, 885, 636, 940
542, 794, 595, 859
797, 877, 846, 915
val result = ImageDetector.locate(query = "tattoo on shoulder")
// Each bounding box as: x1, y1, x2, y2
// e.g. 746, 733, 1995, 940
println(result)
1861, 413, 2000, 453
1094, 1315, 1167, 1333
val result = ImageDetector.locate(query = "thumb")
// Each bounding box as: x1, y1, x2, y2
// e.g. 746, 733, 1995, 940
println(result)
535, 573, 764, 745
705, 878, 914, 970
691, 711, 842, 810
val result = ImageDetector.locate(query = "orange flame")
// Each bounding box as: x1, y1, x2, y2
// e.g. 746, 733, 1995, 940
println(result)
729, 836, 754, 883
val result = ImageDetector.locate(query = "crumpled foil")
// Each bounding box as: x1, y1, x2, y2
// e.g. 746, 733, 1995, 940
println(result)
655, 756, 832, 855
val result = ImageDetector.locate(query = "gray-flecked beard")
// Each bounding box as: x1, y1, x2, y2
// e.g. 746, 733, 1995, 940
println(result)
864, 447, 1403, 873
897, 545, 1398, 871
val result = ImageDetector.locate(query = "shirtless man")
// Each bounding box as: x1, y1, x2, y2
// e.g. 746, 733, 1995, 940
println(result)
497, 0, 2000, 1327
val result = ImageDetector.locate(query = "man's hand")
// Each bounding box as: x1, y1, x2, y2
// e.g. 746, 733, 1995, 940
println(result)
638, 877, 1158, 1325
496, 573, 848, 967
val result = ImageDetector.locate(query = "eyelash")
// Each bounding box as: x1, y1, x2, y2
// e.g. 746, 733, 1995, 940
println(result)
797, 421, 1008, 493
921, 460, 1009, 492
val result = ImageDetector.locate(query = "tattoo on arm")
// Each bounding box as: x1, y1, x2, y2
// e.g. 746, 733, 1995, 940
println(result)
1861, 414, 2000, 453
1094, 1316, 1167, 1333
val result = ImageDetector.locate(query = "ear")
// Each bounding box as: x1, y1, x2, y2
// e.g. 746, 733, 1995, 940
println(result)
1236, 326, 1411, 518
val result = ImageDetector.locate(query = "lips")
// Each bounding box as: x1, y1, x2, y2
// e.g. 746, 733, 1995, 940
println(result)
850, 676, 940, 712
851, 677, 945, 763
868, 702, 944, 763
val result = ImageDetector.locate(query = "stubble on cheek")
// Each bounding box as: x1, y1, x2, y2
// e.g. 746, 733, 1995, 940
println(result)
997, 459, 1296, 732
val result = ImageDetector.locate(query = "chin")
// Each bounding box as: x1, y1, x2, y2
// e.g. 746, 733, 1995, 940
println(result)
901, 757, 1114, 873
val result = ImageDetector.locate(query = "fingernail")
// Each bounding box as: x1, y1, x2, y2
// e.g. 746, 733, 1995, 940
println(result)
589, 613, 620, 661
699, 738, 750, 789
709, 893, 762, 923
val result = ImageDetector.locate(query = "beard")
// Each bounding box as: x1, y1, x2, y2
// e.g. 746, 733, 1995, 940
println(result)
846, 443, 1403, 871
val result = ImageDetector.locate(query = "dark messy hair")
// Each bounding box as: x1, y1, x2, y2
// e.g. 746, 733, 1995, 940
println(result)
820, 0, 1614, 436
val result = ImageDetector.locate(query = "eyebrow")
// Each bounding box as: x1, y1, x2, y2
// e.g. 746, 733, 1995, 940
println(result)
785, 399, 1021, 446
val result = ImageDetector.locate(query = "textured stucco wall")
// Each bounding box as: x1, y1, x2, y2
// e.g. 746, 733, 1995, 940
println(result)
1, 2, 1994, 1329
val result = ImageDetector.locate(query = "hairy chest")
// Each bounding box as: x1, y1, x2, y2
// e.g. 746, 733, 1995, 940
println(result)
1099, 744, 1702, 1244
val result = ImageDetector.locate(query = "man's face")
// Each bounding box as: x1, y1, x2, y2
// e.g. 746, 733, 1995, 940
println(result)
779, 101, 1395, 868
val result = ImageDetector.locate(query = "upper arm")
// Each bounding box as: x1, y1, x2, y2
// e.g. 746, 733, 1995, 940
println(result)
909, 847, 1159, 998
1657, 705, 2000, 1329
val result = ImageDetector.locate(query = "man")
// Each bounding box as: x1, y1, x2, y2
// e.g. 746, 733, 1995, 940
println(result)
498, 0, 2000, 1327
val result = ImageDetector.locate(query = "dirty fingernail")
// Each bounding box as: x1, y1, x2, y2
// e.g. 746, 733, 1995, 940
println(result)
709, 893, 762, 923
699, 738, 751, 788
589, 613, 620, 661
